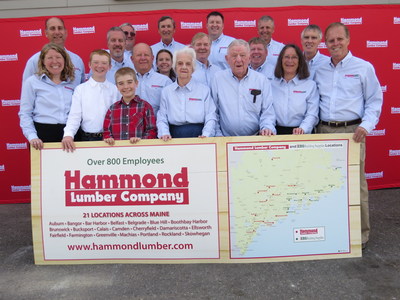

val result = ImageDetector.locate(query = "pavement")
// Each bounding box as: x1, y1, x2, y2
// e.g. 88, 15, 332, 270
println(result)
0, 188, 399, 300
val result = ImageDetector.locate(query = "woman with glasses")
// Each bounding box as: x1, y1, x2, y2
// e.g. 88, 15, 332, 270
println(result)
271, 44, 319, 135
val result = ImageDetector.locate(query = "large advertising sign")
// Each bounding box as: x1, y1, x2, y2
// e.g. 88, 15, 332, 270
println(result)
32, 134, 362, 264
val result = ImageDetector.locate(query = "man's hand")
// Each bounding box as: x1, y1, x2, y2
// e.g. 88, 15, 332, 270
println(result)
62, 136, 75, 152
353, 126, 368, 143
293, 128, 304, 135
259, 129, 274, 136
30, 138, 44, 150
104, 138, 115, 145
129, 137, 141, 144
160, 135, 172, 141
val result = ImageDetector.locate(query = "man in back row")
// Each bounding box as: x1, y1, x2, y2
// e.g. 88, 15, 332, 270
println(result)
22, 17, 85, 86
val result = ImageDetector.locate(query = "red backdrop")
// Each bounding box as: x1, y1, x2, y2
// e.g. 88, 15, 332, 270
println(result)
1, 5, 399, 203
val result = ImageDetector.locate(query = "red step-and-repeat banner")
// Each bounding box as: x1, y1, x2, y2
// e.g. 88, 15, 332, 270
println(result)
1, 5, 399, 203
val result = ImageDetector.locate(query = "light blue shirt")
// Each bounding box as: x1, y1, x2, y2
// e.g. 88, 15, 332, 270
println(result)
306, 51, 330, 80
22, 49, 85, 87
64, 77, 120, 137
266, 39, 285, 70
314, 51, 383, 133
136, 68, 173, 116
151, 39, 186, 68
192, 60, 221, 87
271, 76, 319, 134
157, 79, 217, 137
19, 74, 75, 141
106, 56, 135, 84
211, 68, 276, 136
249, 60, 274, 81
209, 33, 235, 70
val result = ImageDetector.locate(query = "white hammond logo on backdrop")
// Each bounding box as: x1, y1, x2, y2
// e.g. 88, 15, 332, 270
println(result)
341, 17, 363, 25
0, 54, 18, 62
2, 99, 20, 107
6, 143, 27, 150
20, 29, 42, 37
366, 171, 383, 180
393, 63, 400, 70
367, 40, 388, 48
134, 24, 149, 31
234, 20, 256, 28
381, 85, 387, 93
394, 17, 400, 24
288, 18, 309, 26
0, 165, 5, 172
181, 21, 203, 29
73, 26, 95, 35
391, 107, 400, 114
368, 129, 385, 136
389, 150, 400, 156
11, 185, 31, 192
318, 42, 327, 49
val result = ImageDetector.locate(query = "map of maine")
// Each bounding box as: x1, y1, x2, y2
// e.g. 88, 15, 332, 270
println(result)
228, 143, 346, 256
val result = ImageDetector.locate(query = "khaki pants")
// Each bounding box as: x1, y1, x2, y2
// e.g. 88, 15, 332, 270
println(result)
317, 123, 370, 244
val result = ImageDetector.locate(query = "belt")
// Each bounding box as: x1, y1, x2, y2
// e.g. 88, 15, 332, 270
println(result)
83, 131, 103, 138
320, 118, 361, 127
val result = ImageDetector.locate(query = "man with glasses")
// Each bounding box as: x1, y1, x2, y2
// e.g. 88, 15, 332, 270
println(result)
120, 23, 136, 61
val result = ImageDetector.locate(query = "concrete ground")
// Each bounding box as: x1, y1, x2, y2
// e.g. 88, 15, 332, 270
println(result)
0, 188, 399, 300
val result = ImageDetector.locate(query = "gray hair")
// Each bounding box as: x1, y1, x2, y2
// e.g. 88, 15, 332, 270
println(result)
258, 15, 275, 26
107, 26, 126, 41
301, 24, 322, 40
228, 39, 250, 53
173, 47, 197, 72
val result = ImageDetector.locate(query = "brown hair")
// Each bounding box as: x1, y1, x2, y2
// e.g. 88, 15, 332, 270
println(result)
115, 67, 138, 83
37, 43, 75, 82
274, 44, 309, 80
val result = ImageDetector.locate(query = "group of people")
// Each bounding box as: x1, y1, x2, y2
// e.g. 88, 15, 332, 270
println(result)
18, 12, 383, 250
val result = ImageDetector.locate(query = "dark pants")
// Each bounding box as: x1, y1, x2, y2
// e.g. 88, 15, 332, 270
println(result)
276, 125, 296, 135
169, 123, 204, 138
34, 122, 65, 142
81, 131, 103, 141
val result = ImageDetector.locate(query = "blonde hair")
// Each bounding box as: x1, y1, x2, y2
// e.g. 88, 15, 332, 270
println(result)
115, 67, 138, 82
89, 49, 111, 64
37, 43, 75, 82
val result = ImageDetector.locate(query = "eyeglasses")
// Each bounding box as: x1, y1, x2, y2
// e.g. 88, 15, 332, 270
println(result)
123, 31, 136, 37
283, 55, 299, 60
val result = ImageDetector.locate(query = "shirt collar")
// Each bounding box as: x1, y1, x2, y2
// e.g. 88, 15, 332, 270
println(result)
330, 51, 352, 68
161, 38, 176, 48
173, 78, 194, 91
88, 76, 108, 88
213, 33, 225, 44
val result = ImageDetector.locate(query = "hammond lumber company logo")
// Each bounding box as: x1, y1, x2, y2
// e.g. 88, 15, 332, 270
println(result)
394, 17, 400, 24
391, 107, 400, 114
0, 54, 18, 62
6, 143, 27, 150
20, 29, 42, 37
134, 24, 148, 31
181, 21, 203, 29
11, 185, 31, 192
341, 17, 362, 25
288, 18, 309, 26
366, 40, 388, 48
65, 168, 190, 206
365, 171, 383, 180
2, 99, 20, 107
367, 129, 385, 136
389, 150, 400, 156
73, 26, 95, 35
234, 20, 256, 28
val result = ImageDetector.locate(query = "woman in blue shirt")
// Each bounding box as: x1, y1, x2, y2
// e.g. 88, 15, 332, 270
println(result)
19, 43, 76, 150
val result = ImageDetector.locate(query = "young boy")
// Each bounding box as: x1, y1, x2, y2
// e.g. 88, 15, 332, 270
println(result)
103, 67, 157, 145
62, 49, 119, 152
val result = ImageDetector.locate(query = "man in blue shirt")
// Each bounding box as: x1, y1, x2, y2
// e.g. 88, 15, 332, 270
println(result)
314, 22, 383, 250
211, 39, 276, 137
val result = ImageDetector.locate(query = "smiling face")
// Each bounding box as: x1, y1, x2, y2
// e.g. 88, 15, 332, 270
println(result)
325, 25, 350, 65
301, 29, 321, 58
107, 30, 125, 62
192, 35, 211, 64
116, 74, 138, 103
45, 17, 67, 47
121, 25, 136, 52
257, 20, 274, 44
226, 44, 250, 80
282, 47, 299, 78
89, 54, 111, 81
43, 48, 65, 79
207, 15, 224, 40
175, 53, 194, 82
158, 18, 175, 44
156, 51, 173, 75
249, 42, 268, 69
132, 43, 154, 75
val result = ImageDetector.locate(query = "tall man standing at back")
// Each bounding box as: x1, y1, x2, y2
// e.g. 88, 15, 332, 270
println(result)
211, 39, 276, 136
151, 16, 185, 61
314, 22, 383, 250
207, 11, 235, 70
22, 17, 85, 86
257, 15, 284, 70
300, 24, 329, 79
